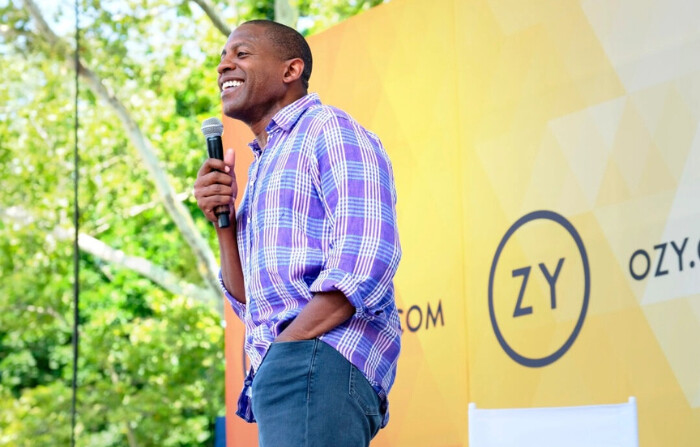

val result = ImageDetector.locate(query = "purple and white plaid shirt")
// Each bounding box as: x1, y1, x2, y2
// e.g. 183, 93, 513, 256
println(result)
220, 93, 402, 427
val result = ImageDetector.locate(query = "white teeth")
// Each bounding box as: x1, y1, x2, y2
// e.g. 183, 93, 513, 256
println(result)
222, 80, 243, 89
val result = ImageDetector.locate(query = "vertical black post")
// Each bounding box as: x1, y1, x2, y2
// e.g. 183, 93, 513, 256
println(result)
71, 0, 80, 445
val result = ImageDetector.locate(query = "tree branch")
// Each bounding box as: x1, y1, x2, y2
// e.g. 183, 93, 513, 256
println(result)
275, 0, 298, 28
92, 191, 192, 235
16, 304, 70, 330
1, 206, 221, 313
21, 0, 223, 305
73, 232, 220, 309
125, 422, 140, 447
191, 0, 231, 36
106, 367, 141, 447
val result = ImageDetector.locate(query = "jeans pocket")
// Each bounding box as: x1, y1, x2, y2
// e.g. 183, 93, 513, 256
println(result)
255, 340, 315, 387
348, 366, 381, 416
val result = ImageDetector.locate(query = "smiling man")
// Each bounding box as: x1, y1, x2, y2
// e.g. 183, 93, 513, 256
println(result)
193, 20, 402, 447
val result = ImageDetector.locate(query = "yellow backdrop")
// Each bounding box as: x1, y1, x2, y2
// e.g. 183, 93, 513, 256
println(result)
224, 0, 700, 445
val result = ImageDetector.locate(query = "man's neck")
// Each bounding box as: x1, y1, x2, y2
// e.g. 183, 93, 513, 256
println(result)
248, 108, 275, 149
255, 129, 269, 149
248, 90, 307, 149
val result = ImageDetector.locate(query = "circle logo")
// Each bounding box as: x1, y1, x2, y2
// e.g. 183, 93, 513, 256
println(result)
488, 210, 590, 367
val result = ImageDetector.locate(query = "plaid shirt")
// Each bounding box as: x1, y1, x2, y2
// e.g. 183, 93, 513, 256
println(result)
220, 93, 402, 427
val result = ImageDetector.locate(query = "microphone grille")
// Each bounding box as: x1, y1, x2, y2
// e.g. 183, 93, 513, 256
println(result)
201, 117, 224, 138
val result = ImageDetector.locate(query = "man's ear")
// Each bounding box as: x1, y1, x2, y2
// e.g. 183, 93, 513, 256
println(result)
282, 58, 304, 84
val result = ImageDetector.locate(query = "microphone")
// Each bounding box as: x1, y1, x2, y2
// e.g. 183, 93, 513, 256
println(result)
201, 117, 230, 229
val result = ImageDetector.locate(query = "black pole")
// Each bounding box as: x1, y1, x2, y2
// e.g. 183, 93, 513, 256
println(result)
71, 0, 80, 445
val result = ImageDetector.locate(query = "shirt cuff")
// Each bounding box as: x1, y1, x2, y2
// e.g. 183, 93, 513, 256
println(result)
309, 269, 385, 320
218, 271, 246, 319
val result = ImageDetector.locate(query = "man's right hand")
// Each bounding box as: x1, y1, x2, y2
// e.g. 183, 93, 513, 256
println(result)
194, 148, 238, 225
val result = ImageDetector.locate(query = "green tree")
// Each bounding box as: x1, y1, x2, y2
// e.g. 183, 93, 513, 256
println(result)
0, 0, 388, 445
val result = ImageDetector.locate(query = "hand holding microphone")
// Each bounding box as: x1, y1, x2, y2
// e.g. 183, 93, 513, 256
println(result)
194, 117, 237, 228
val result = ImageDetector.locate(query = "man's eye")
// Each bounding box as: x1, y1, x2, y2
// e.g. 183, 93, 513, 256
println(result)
237, 52, 248, 57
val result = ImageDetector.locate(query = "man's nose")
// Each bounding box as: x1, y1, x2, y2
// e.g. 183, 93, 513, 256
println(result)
217, 56, 235, 74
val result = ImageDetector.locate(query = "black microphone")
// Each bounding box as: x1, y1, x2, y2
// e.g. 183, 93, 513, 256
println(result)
201, 117, 230, 228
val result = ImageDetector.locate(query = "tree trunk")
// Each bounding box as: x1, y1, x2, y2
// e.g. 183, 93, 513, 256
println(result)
22, 0, 223, 310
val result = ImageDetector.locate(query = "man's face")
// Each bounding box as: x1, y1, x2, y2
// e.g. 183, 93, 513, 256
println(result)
217, 24, 287, 123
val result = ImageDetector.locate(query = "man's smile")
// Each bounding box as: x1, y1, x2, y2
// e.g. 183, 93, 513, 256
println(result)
221, 79, 244, 98
222, 80, 243, 90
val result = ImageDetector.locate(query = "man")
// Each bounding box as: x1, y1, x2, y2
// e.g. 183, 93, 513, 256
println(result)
194, 20, 401, 447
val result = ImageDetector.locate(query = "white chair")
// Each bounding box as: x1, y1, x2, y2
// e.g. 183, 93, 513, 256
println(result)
468, 397, 638, 447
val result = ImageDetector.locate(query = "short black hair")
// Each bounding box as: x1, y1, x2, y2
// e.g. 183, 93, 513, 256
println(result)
242, 20, 313, 90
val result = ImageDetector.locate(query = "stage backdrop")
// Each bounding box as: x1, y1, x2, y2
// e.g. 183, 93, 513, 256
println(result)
221, 0, 700, 445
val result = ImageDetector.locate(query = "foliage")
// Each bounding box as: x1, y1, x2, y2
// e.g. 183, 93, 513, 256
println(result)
0, 0, 388, 445
297, 0, 387, 35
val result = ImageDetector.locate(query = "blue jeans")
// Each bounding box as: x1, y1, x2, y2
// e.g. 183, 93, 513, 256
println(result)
251, 339, 383, 447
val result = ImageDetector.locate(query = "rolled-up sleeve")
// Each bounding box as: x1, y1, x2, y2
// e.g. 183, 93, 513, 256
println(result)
219, 271, 246, 320
308, 115, 401, 318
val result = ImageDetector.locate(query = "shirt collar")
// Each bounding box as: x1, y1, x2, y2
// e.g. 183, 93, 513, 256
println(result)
268, 92, 321, 133
248, 93, 321, 154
